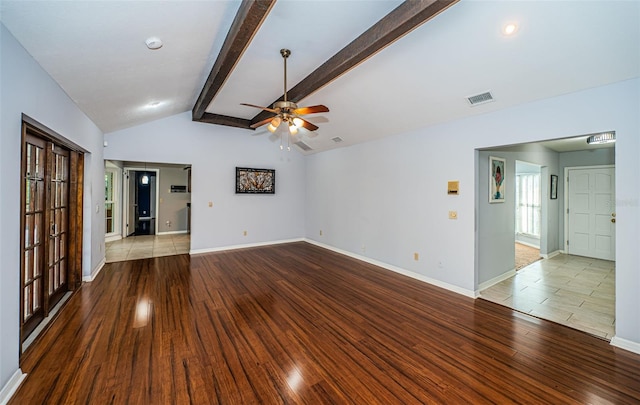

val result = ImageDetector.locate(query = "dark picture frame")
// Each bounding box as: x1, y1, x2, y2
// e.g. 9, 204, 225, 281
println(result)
550, 174, 558, 200
236, 167, 275, 194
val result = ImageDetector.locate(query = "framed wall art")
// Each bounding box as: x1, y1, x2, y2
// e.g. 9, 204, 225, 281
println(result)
489, 156, 505, 203
550, 174, 558, 200
235, 167, 275, 194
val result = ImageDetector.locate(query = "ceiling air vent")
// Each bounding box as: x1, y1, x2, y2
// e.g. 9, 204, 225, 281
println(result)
467, 91, 494, 106
331, 136, 343, 143
294, 141, 313, 151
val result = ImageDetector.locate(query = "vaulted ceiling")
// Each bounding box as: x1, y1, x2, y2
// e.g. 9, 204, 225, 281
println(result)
1, 1, 638, 154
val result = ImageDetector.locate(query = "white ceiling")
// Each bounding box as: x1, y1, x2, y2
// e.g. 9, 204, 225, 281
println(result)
1, 0, 638, 154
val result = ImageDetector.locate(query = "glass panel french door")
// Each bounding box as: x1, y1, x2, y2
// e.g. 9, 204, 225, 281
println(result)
22, 135, 46, 338
21, 135, 70, 341
48, 145, 69, 307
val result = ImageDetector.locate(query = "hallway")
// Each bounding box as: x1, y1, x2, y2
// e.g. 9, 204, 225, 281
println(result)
481, 254, 615, 339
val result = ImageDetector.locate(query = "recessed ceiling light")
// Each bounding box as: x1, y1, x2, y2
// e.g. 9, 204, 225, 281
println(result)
503, 23, 518, 36
145, 37, 163, 50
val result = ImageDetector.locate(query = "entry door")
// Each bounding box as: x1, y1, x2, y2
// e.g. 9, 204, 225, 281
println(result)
567, 167, 615, 260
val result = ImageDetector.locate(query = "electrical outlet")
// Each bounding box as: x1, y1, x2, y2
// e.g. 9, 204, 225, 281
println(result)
414, 252, 419, 261
448, 210, 458, 220
243, 230, 247, 236
319, 230, 323, 236
208, 201, 213, 207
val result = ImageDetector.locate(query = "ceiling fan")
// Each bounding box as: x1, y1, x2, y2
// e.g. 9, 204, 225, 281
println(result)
241, 49, 329, 149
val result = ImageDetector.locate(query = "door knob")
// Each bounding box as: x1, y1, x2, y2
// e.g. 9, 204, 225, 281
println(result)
611, 218, 616, 223
612, 213, 616, 217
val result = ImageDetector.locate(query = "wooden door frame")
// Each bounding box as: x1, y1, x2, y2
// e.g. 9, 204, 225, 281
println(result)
19, 114, 87, 350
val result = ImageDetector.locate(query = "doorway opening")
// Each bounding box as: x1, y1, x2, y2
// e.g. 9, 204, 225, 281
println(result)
104, 161, 191, 262
514, 160, 542, 270
477, 133, 616, 340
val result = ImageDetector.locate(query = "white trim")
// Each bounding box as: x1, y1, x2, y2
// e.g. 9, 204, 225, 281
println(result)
610, 336, 640, 355
157, 230, 189, 236
189, 238, 305, 255
514, 239, 540, 249
189, 238, 476, 298
540, 249, 562, 259
304, 239, 477, 298
0, 369, 26, 405
83, 258, 106, 282
477, 269, 516, 292
105, 234, 122, 243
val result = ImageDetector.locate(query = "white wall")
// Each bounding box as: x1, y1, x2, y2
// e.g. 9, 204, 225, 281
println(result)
104, 112, 306, 251
305, 78, 640, 346
0, 24, 104, 394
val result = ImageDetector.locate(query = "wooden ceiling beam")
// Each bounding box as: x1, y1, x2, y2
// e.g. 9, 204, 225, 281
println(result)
192, 0, 276, 122
197, 113, 253, 129
250, 0, 459, 126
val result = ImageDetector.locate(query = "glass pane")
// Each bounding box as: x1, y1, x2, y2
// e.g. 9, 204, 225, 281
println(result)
49, 265, 55, 295
49, 236, 55, 266
24, 286, 32, 320
33, 278, 40, 310
26, 144, 33, 177
35, 147, 42, 178
60, 181, 67, 207
24, 250, 31, 282
35, 180, 43, 211
59, 234, 66, 260
60, 259, 66, 285
34, 213, 42, 244
25, 179, 32, 211
61, 207, 67, 232
25, 214, 33, 247
34, 246, 41, 277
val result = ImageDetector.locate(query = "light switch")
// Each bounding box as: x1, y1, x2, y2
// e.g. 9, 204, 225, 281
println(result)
449, 211, 458, 220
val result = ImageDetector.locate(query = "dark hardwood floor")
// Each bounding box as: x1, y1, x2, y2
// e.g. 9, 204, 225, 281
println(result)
11, 242, 640, 404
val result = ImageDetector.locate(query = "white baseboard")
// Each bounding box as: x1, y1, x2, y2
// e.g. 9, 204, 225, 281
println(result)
105, 234, 122, 243
477, 269, 517, 292
610, 336, 640, 355
83, 258, 105, 282
156, 230, 189, 236
190, 238, 305, 255
304, 239, 476, 299
541, 249, 562, 259
0, 369, 26, 405
515, 239, 540, 249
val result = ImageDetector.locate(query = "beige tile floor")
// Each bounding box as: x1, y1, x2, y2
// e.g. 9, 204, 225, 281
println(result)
105, 234, 190, 262
481, 254, 615, 340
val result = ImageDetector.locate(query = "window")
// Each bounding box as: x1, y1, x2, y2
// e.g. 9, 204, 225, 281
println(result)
515, 173, 541, 237
105, 168, 119, 236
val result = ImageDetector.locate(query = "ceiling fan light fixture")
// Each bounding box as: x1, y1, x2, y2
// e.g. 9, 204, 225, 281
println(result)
288, 123, 298, 135
586, 132, 616, 145
292, 117, 304, 128
267, 116, 282, 133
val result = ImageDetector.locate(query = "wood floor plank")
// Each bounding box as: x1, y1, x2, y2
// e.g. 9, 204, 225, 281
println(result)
11, 242, 640, 404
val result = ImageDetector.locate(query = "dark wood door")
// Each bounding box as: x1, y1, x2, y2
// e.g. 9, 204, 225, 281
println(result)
21, 135, 47, 339
46, 145, 69, 310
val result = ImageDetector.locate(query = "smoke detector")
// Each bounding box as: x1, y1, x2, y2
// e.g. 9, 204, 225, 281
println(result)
145, 37, 163, 50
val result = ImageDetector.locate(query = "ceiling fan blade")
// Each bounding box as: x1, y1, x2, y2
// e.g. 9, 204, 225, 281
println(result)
241, 103, 278, 114
293, 105, 329, 115
250, 116, 275, 129
297, 118, 319, 131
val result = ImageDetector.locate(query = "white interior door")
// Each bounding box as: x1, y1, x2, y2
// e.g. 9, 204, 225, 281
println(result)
567, 166, 615, 260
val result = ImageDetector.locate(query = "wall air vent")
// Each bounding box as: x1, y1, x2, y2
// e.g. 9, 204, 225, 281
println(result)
467, 91, 494, 106
294, 141, 313, 151
331, 137, 343, 143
